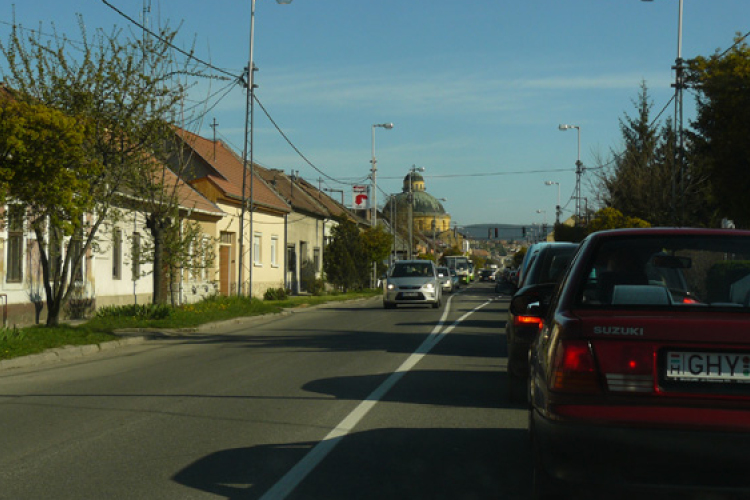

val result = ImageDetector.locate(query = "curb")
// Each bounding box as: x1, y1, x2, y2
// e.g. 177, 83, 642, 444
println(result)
0, 295, 380, 372
0, 335, 149, 372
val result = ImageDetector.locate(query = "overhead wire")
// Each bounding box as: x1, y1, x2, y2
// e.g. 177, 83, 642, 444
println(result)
99, 0, 240, 81
253, 94, 358, 186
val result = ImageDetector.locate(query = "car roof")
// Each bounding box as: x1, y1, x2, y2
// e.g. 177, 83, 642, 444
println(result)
585, 227, 750, 239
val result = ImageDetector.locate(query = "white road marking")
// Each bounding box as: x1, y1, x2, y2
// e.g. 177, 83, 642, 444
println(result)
259, 295, 493, 500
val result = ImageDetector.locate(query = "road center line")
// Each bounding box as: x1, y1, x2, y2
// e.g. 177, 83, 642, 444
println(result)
259, 296, 493, 500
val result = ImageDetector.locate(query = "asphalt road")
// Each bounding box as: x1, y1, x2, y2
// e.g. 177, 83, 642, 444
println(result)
0, 281, 528, 500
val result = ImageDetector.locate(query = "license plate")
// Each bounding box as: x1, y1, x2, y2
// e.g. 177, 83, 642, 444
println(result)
402, 292, 419, 298
666, 351, 750, 383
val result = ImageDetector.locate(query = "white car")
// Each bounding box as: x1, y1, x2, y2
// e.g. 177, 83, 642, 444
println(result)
383, 260, 442, 309
436, 266, 455, 293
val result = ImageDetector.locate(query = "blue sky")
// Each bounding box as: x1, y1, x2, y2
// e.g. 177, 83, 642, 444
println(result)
3, 1, 749, 226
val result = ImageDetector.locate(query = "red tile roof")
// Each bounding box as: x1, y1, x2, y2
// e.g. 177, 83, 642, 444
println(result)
172, 127, 291, 214
253, 166, 328, 218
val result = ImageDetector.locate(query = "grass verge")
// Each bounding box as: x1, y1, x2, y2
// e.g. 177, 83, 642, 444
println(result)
0, 290, 380, 362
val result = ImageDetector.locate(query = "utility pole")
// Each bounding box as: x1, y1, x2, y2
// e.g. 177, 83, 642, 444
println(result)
210, 118, 219, 159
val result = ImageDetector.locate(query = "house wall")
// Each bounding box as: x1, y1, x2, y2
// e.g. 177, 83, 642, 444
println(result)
177, 218, 220, 305
286, 215, 325, 294
210, 201, 286, 298
247, 211, 286, 298
92, 211, 154, 309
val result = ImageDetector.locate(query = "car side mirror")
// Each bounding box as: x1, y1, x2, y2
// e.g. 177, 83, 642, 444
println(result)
527, 301, 542, 316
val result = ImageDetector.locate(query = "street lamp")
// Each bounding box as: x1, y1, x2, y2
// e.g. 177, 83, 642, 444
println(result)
641, 0, 685, 224
371, 123, 394, 228
536, 209, 547, 226
407, 164, 425, 260
558, 124, 582, 226
239, 0, 293, 296
544, 180, 561, 224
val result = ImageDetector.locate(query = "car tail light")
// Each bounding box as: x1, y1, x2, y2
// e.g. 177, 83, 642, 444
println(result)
513, 315, 543, 328
550, 340, 602, 393
594, 341, 655, 393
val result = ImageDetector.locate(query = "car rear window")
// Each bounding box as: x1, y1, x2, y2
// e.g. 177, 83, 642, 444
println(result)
575, 235, 750, 309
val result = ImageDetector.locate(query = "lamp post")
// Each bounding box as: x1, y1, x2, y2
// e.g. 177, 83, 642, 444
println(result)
641, 0, 685, 224
407, 164, 425, 260
239, 0, 293, 296
370, 123, 394, 228
558, 124, 582, 226
536, 209, 547, 226
544, 180, 561, 224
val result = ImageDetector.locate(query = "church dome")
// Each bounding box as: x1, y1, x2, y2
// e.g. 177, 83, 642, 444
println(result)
411, 191, 446, 215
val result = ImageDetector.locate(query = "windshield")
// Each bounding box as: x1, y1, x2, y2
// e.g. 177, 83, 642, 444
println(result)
391, 263, 434, 278
576, 234, 750, 309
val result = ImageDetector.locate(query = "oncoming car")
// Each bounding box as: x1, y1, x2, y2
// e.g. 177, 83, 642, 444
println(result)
529, 228, 750, 498
383, 260, 442, 309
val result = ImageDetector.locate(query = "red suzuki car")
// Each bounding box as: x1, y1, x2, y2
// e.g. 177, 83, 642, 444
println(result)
529, 228, 750, 499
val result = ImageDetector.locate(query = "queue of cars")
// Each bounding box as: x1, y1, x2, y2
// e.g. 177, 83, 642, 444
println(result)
505, 242, 579, 402
523, 228, 750, 498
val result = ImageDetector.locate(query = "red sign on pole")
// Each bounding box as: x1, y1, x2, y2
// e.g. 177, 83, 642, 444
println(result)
353, 185, 368, 209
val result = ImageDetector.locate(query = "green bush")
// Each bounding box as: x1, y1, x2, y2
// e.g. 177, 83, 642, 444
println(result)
264, 287, 288, 301
95, 303, 173, 320
305, 278, 326, 296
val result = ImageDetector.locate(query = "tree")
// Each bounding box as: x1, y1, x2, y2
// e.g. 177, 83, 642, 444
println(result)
0, 20, 196, 323
324, 215, 368, 292
587, 207, 650, 233
599, 82, 674, 226
687, 38, 750, 227
0, 98, 102, 324
361, 225, 393, 279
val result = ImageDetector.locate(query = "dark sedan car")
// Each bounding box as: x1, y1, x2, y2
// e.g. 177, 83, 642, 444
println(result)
506, 242, 578, 402
529, 228, 750, 498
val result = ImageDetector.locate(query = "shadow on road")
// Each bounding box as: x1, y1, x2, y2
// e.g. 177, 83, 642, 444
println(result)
172, 427, 532, 500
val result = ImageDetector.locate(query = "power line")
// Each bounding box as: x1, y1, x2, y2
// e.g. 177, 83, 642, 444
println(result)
99, 0, 241, 81
719, 29, 750, 58
253, 94, 358, 186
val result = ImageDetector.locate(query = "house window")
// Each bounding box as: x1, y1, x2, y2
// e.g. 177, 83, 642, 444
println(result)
313, 247, 321, 272
132, 232, 141, 280
253, 233, 262, 266
113, 228, 122, 280
271, 236, 279, 267
6, 205, 24, 283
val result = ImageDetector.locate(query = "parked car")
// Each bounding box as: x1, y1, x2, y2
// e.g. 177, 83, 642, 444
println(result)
436, 266, 455, 293
383, 260, 442, 309
506, 242, 578, 402
529, 228, 750, 498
